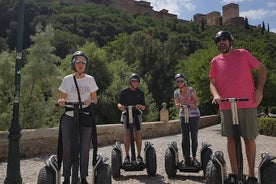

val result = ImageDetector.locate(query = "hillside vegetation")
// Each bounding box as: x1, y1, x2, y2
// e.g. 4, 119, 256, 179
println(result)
0, 0, 276, 130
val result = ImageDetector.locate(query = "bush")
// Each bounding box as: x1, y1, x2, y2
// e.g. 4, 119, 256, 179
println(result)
270, 106, 276, 114
258, 118, 276, 137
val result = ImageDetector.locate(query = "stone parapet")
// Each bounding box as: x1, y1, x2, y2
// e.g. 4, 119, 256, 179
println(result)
0, 115, 220, 161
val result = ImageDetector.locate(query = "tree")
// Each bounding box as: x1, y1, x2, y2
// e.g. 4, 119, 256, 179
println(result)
0, 51, 15, 130
20, 24, 61, 128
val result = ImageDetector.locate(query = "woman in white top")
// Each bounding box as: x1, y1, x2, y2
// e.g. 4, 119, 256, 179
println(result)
57, 51, 98, 184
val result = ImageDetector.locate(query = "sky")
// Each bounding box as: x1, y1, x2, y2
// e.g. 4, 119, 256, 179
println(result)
141, 0, 276, 33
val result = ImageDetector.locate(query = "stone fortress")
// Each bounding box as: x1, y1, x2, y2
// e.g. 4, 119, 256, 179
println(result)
77, 0, 245, 27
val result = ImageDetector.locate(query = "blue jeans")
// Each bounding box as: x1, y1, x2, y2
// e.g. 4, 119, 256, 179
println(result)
180, 116, 200, 159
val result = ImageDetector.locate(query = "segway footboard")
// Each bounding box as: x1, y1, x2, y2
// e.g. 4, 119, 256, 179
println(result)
259, 153, 276, 184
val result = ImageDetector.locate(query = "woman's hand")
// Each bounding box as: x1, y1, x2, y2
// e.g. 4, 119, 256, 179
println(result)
57, 98, 65, 106
136, 104, 145, 110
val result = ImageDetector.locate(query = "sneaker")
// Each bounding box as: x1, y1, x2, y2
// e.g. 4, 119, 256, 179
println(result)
185, 158, 192, 166
247, 176, 259, 184
192, 159, 201, 167
225, 173, 237, 184
124, 155, 130, 163
137, 155, 143, 163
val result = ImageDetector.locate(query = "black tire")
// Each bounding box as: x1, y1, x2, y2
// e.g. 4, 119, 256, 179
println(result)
37, 166, 54, 184
201, 148, 212, 176
260, 161, 276, 184
205, 160, 222, 184
96, 163, 112, 184
111, 149, 121, 178
165, 148, 177, 178
146, 147, 157, 176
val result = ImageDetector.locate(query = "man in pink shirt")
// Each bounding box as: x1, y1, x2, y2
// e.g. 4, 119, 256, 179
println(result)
209, 31, 267, 184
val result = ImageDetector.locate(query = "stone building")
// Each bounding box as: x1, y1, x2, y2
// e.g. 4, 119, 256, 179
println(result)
61, 0, 243, 27
194, 3, 244, 27
91, 0, 177, 20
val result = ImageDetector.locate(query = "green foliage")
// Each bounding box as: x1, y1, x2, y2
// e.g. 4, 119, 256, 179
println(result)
258, 118, 276, 137
0, 51, 14, 130
20, 24, 61, 129
270, 106, 276, 114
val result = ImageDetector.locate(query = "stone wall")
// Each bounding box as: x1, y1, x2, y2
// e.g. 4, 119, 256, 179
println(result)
0, 115, 220, 161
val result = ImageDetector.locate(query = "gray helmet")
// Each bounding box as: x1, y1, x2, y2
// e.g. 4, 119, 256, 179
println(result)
71, 50, 88, 70
174, 73, 186, 80
175, 73, 187, 86
215, 31, 234, 44
129, 73, 141, 82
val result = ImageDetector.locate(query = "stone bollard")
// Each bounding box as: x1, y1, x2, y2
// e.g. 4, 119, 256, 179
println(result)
160, 102, 169, 122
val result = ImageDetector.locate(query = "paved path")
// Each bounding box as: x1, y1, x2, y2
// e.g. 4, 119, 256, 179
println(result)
0, 124, 275, 184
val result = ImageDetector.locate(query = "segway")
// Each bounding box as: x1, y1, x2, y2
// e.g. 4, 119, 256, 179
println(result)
205, 98, 251, 184
164, 105, 212, 178
37, 102, 111, 184
111, 105, 157, 177
258, 152, 276, 184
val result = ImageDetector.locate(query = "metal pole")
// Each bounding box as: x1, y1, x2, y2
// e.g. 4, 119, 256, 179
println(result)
5, 0, 25, 183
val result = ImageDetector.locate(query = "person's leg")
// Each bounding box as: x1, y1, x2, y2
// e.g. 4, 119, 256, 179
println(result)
244, 139, 256, 177
61, 115, 74, 179
180, 117, 190, 162
124, 132, 130, 156
239, 108, 258, 178
135, 131, 142, 156
227, 136, 238, 174
190, 116, 200, 160
134, 115, 143, 162
80, 126, 92, 179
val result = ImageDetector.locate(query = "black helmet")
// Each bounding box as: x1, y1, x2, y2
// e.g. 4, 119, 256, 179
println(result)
129, 73, 141, 82
174, 73, 186, 80
71, 50, 88, 70
215, 31, 234, 43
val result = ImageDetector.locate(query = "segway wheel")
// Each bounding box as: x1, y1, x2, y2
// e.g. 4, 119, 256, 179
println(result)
146, 147, 157, 176
37, 166, 54, 184
205, 160, 222, 184
260, 161, 276, 184
111, 149, 121, 178
96, 163, 111, 184
165, 148, 177, 178
201, 147, 212, 176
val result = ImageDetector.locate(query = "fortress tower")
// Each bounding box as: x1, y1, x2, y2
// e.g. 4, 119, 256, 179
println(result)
223, 3, 239, 24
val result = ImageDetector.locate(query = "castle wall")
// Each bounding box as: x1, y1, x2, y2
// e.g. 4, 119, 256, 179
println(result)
224, 17, 244, 26
193, 13, 207, 25
60, 0, 243, 27
206, 11, 222, 26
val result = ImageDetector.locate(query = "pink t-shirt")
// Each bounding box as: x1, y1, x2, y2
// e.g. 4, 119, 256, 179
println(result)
209, 49, 260, 110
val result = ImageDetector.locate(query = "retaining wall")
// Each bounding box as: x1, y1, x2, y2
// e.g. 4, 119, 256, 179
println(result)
0, 115, 220, 161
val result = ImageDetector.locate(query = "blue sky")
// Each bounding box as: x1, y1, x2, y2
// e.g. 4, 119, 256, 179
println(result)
142, 0, 276, 33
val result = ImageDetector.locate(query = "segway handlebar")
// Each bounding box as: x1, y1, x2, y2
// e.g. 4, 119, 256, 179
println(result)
55, 101, 84, 107
221, 98, 249, 102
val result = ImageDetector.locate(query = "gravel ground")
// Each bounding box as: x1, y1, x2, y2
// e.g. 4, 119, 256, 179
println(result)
0, 124, 275, 184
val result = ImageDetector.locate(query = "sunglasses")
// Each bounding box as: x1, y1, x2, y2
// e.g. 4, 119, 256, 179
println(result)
131, 80, 139, 83
216, 37, 228, 43
176, 79, 185, 83
75, 60, 87, 65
